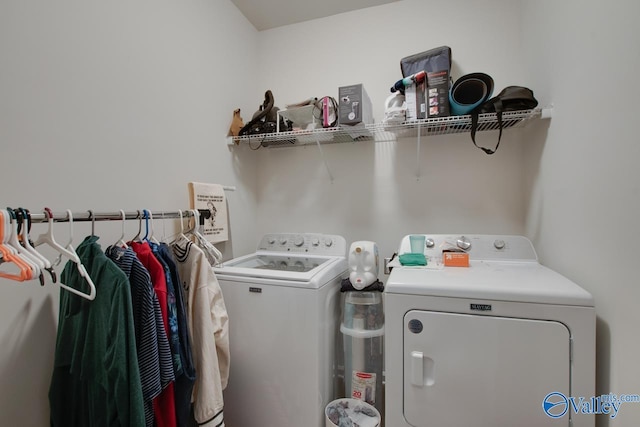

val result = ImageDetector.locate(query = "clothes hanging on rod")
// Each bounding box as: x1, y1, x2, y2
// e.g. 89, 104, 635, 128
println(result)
150, 241, 196, 427
12, 206, 233, 427
130, 240, 178, 427
105, 244, 173, 427
29, 208, 202, 224
49, 235, 145, 426
172, 234, 229, 427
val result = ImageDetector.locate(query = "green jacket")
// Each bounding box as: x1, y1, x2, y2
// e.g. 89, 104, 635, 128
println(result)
49, 235, 145, 427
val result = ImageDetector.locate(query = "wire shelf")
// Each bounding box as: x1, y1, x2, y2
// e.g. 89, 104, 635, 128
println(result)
229, 108, 543, 148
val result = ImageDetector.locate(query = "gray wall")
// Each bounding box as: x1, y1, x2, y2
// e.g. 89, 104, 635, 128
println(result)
0, 1, 259, 424
522, 0, 640, 425
1, 0, 639, 425
253, 0, 640, 425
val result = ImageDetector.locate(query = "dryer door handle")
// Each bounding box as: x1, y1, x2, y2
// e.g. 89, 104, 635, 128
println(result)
410, 351, 435, 387
411, 351, 423, 386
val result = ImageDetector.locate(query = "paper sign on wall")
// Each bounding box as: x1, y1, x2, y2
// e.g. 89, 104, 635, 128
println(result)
188, 182, 229, 243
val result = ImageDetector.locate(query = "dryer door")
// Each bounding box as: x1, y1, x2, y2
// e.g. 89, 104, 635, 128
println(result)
403, 310, 571, 427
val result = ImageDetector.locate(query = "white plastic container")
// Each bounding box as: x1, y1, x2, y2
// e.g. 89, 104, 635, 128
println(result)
340, 292, 384, 415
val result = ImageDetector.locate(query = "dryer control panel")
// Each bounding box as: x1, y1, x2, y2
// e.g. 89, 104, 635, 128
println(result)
397, 234, 538, 262
257, 233, 347, 256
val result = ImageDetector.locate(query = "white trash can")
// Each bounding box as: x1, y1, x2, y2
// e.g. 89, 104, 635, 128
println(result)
325, 398, 381, 427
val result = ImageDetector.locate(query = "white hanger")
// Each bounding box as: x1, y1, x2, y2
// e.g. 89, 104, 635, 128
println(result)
34, 208, 82, 265
178, 209, 186, 237
34, 209, 96, 301
0, 209, 32, 281
17, 208, 56, 282
50, 209, 74, 267
168, 209, 189, 245
146, 210, 160, 245
189, 209, 223, 266
113, 210, 128, 248
1, 210, 21, 258
6, 208, 43, 284
160, 211, 167, 242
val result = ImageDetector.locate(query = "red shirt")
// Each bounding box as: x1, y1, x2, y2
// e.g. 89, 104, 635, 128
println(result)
131, 241, 177, 427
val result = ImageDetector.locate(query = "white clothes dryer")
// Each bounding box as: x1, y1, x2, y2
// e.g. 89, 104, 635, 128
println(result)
385, 234, 595, 427
214, 233, 348, 427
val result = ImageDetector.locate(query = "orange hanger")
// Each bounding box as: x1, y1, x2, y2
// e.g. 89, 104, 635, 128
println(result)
5, 208, 43, 284
0, 210, 32, 282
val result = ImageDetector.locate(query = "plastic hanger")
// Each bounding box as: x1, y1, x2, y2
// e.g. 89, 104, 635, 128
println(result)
0, 209, 33, 281
18, 208, 56, 283
34, 208, 85, 267
146, 210, 160, 245
13, 209, 47, 273
88, 210, 96, 236
112, 210, 128, 248
0, 210, 32, 281
189, 209, 223, 266
178, 210, 185, 237
0, 209, 20, 260
160, 211, 167, 242
51, 209, 75, 267
131, 210, 143, 243
50, 209, 96, 300
6, 208, 44, 285
34, 209, 96, 301
169, 209, 189, 245
142, 209, 150, 242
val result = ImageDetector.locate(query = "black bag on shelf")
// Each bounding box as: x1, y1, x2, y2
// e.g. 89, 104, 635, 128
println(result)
470, 86, 538, 155
400, 46, 451, 78
239, 90, 290, 136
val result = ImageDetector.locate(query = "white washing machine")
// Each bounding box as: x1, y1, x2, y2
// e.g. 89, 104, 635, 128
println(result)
385, 234, 595, 427
214, 233, 347, 427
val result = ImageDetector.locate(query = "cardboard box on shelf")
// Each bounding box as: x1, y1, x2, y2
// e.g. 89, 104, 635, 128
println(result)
405, 79, 427, 121
401, 46, 452, 118
338, 84, 373, 126
426, 70, 450, 117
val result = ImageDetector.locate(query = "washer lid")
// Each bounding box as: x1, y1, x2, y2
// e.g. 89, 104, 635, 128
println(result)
226, 253, 326, 272
214, 252, 347, 287
385, 260, 594, 307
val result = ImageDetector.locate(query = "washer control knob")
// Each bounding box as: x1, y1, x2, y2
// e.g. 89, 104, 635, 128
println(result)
425, 238, 435, 248
279, 237, 288, 245
494, 239, 506, 250
457, 236, 471, 251
294, 236, 304, 247
267, 237, 276, 245
311, 238, 320, 246
324, 238, 333, 247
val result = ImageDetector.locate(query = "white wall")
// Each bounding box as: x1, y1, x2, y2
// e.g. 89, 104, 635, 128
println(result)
3, 0, 638, 425
522, 0, 640, 425
253, 0, 640, 425
252, 0, 534, 272
0, 1, 258, 424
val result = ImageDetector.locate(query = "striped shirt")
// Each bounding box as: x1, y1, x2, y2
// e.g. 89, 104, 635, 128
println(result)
130, 241, 177, 427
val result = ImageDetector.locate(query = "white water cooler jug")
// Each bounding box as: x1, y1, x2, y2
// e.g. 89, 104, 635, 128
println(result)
340, 291, 384, 416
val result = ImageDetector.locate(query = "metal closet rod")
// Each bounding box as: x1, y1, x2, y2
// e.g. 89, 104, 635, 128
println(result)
27, 209, 200, 224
